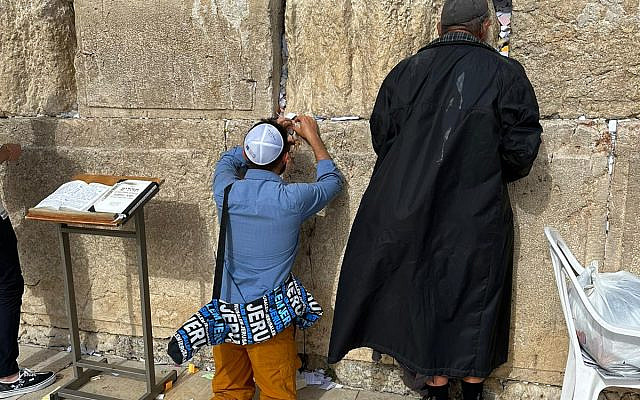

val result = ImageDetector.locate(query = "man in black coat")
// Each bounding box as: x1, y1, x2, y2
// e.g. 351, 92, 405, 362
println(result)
328, 1, 542, 399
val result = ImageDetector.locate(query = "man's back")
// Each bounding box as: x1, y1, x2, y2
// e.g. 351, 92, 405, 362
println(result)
213, 146, 342, 304
372, 35, 540, 182
364, 36, 541, 253
329, 32, 542, 380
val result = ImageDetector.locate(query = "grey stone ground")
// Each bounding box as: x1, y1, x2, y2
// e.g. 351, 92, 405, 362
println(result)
8, 344, 418, 400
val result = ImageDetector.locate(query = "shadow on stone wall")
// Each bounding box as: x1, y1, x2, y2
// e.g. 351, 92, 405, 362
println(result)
118, 200, 214, 337
284, 149, 352, 358
2, 118, 85, 343
3, 120, 216, 345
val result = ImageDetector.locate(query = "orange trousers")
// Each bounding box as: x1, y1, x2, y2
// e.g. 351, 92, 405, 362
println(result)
211, 326, 301, 400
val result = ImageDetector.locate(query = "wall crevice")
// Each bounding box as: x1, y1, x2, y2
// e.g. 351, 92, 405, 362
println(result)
603, 119, 618, 267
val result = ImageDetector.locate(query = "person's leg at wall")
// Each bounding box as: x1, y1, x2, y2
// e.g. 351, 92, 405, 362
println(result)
0, 217, 55, 398
424, 376, 484, 400
425, 376, 449, 400
461, 377, 484, 400
211, 342, 256, 400
0, 218, 23, 383
247, 326, 300, 400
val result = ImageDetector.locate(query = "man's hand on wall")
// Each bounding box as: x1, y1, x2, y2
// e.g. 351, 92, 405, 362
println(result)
292, 115, 320, 143
293, 116, 331, 162
0, 143, 21, 163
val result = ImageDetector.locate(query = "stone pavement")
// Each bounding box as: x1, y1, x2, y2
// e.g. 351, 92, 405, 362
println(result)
8, 344, 418, 400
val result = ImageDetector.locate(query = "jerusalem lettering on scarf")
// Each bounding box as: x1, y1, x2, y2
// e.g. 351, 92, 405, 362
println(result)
168, 274, 322, 364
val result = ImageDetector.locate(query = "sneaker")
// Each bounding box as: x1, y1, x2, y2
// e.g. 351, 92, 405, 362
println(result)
0, 368, 56, 398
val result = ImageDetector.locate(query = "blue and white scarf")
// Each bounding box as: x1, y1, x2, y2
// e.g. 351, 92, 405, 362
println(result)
168, 274, 321, 364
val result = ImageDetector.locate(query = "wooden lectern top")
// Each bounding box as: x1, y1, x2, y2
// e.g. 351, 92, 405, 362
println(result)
25, 174, 164, 227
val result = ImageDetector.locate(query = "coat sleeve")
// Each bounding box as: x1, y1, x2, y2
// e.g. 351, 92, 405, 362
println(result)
498, 68, 543, 183
370, 74, 398, 160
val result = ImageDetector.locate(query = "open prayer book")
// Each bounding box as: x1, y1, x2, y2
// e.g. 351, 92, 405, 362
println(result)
33, 179, 157, 216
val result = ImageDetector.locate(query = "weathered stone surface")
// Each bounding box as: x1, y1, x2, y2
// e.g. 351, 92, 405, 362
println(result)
299, 387, 360, 400
0, 0, 76, 116
497, 119, 610, 385
0, 117, 226, 337
512, 2, 640, 118
485, 379, 561, 399
285, 1, 442, 118
331, 358, 414, 395
600, 389, 640, 400
287, 0, 640, 120
74, 0, 283, 118
294, 152, 375, 358
324, 360, 569, 398
352, 391, 413, 400
605, 120, 640, 274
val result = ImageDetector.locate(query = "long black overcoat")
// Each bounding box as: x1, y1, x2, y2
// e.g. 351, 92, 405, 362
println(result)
328, 39, 542, 378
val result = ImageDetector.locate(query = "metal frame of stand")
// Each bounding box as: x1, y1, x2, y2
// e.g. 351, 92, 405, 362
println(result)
50, 208, 177, 400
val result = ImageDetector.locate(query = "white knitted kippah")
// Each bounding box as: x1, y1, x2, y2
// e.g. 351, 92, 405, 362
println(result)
243, 124, 285, 166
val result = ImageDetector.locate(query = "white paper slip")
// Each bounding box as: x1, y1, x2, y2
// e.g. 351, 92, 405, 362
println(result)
330, 116, 360, 121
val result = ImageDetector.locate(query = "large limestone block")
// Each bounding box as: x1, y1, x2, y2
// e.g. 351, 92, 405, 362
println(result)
497, 119, 610, 384
0, 0, 76, 116
0, 117, 226, 336
285, 1, 442, 118
485, 379, 561, 399
512, 1, 640, 118
74, 0, 283, 118
605, 120, 640, 274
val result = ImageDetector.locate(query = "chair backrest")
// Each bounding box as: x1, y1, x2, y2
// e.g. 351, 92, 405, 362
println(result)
544, 227, 640, 368
545, 227, 590, 367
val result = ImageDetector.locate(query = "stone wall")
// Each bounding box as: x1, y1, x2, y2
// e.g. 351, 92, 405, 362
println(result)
0, 0, 76, 116
1, 0, 640, 398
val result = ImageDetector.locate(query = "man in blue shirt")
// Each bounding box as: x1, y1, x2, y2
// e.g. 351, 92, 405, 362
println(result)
211, 116, 342, 400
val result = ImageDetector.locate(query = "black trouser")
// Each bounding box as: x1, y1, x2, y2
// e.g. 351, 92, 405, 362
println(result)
0, 217, 23, 377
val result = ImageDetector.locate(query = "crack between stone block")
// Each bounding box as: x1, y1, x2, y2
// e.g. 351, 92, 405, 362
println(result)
223, 119, 230, 151
278, 0, 288, 112
305, 217, 318, 289
24, 279, 42, 288
540, 115, 640, 121
603, 119, 618, 266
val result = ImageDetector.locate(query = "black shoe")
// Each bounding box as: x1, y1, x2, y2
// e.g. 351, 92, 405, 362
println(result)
0, 368, 56, 398
422, 383, 449, 400
461, 380, 484, 400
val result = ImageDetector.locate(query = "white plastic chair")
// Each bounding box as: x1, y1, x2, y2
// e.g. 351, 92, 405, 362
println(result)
545, 227, 640, 399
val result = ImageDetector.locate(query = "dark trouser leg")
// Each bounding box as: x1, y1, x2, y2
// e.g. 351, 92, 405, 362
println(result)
425, 382, 449, 400
461, 380, 484, 400
0, 217, 24, 378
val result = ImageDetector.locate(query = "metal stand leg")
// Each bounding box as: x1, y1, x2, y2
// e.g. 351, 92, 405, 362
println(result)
135, 209, 156, 393
134, 209, 176, 400
57, 224, 82, 378
51, 213, 177, 400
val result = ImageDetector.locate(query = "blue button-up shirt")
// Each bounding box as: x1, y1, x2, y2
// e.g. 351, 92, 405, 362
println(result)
212, 146, 343, 303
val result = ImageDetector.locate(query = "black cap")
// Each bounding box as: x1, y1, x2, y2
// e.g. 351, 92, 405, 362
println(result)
441, 0, 489, 26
